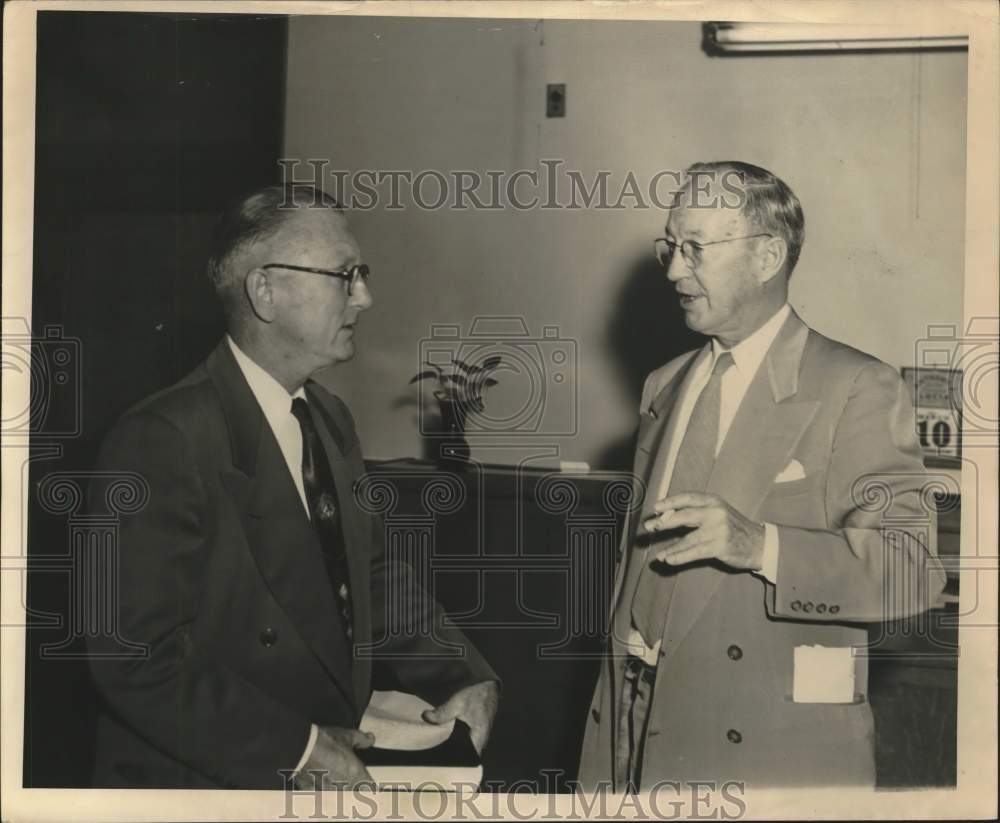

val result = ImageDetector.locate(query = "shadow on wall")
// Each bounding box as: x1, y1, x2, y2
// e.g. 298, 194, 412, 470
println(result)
594, 255, 703, 471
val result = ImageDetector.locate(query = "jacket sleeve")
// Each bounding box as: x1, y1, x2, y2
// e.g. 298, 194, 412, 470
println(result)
315, 389, 499, 707
87, 410, 310, 788
367, 512, 500, 707
766, 361, 948, 622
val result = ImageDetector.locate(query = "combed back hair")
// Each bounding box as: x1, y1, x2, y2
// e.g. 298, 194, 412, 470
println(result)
686, 161, 805, 276
206, 183, 342, 312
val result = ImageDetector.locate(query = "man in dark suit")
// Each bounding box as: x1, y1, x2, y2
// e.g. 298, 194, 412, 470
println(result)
579, 162, 946, 790
87, 184, 498, 789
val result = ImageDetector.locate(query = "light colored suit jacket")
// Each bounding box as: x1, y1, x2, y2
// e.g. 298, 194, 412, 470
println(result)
578, 309, 946, 789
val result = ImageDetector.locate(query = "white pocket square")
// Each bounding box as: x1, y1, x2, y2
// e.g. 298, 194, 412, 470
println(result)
774, 459, 806, 483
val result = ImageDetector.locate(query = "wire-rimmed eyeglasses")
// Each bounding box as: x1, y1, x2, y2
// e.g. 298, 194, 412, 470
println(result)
261, 262, 371, 295
653, 234, 772, 269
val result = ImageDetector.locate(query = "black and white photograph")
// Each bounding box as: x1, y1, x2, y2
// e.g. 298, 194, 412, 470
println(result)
2, 1, 997, 820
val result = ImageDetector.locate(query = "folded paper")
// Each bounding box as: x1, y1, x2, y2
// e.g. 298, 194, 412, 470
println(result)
360, 690, 452, 750
359, 690, 482, 789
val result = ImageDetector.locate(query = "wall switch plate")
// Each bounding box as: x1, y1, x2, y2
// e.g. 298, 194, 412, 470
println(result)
546, 84, 566, 117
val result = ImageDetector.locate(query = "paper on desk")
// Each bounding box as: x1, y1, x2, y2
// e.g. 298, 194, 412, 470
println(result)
793, 645, 855, 703
359, 690, 453, 750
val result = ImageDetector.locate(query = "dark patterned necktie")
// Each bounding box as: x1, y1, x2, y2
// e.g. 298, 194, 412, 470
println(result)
291, 396, 353, 643
630, 352, 734, 647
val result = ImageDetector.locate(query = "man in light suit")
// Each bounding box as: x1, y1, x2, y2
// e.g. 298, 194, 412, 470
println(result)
578, 162, 946, 790
87, 184, 498, 789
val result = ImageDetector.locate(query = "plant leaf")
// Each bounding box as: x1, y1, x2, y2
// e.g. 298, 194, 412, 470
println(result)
482, 355, 502, 370
408, 370, 438, 384
452, 358, 473, 373
443, 374, 468, 386
482, 377, 499, 388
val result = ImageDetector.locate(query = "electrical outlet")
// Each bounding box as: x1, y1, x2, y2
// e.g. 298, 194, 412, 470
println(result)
546, 84, 566, 118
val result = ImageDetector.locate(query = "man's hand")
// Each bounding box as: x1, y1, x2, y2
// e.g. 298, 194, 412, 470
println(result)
294, 726, 375, 789
422, 680, 499, 755
644, 492, 764, 571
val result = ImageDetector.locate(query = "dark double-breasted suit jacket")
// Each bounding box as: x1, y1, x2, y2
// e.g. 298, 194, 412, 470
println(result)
86, 341, 496, 788
578, 309, 947, 788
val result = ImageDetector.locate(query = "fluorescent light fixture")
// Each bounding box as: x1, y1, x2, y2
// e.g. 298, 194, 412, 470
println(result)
704, 22, 968, 53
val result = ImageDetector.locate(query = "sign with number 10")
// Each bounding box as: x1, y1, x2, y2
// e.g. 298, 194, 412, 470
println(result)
902, 367, 962, 462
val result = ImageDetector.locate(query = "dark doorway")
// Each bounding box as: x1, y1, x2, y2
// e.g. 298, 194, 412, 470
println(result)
24, 11, 288, 787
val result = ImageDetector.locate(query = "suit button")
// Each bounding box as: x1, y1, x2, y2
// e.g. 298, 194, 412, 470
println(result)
803, 602, 814, 613
829, 605, 840, 615
727, 645, 743, 661
790, 600, 802, 611
259, 627, 278, 647
726, 729, 742, 744
816, 603, 827, 613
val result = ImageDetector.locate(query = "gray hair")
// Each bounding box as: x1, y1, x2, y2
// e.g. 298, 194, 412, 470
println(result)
206, 184, 342, 314
686, 161, 805, 276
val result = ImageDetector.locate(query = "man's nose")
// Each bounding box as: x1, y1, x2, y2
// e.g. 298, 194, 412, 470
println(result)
664, 250, 688, 282
350, 279, 374, 310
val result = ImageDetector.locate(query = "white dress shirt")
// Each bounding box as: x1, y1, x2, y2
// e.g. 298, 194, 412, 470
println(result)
626, 304, 790, 663
226, 336, 319, 772
227, 336, 310, 515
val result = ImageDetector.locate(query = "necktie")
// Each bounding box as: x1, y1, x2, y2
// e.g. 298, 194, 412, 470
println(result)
630, 352, 734, 647
291, 396, 354, 643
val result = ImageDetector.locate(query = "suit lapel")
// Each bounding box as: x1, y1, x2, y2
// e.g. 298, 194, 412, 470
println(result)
306, 384, 373, 712
208, 342, 358, 711
606, 347, 705, 750
659, 311, 819, 663
636, 348, 708, 476
610, 347, 708, 621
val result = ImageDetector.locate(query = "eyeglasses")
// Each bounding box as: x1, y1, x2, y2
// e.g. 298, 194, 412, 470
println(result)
653, 234, 772, 269
261, 262, 371, 295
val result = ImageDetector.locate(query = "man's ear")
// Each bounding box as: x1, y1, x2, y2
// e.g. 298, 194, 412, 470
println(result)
756, 235, 788, 284
245, 268, 278, 322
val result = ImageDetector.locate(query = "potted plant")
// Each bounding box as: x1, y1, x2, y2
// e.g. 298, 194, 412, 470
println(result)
409, 355, 502, 465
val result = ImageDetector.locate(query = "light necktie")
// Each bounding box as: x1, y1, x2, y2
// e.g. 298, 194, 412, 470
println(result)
630, 351, 734, 647
291, 396, 354, 643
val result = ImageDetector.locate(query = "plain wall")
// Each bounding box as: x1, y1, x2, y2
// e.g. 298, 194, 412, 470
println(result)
284, 17, 967, 468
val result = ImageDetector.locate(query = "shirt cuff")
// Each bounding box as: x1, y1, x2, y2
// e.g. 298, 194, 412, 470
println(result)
293, 723, 319, 776
752, 522, 779, 584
